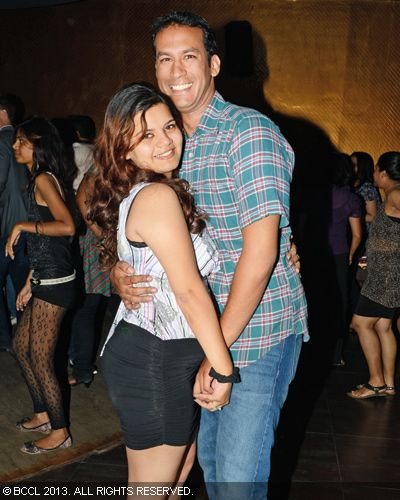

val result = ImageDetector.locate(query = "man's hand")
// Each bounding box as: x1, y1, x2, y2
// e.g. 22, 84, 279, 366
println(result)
287, 241, 300, 273
110, 261, 157, 309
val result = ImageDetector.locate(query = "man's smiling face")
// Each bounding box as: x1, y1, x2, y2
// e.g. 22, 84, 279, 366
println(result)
155, 24, 220, 118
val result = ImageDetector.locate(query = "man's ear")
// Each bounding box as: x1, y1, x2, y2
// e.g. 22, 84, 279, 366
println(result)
210, 54, 221, 78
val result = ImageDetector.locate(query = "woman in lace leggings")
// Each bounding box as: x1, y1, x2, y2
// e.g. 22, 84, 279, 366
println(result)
6, 118, 76, 454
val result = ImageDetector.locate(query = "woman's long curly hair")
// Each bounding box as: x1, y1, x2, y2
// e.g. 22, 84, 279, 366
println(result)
88, 82, 207, 269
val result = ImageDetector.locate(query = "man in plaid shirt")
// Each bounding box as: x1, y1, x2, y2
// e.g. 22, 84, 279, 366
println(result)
112, 10, 308, 498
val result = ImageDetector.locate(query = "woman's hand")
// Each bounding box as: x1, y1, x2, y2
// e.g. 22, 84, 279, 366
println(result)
5, 224, 22, 259
358, 256, 367, 269
110, 261, 157, 309
193, 360, 234, 412
193, 379, 232, 412
193, 358, 214, 395
16, 281, 32, 311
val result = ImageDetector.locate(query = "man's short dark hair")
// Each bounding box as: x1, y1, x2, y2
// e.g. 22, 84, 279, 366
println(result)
0, 93, 24, 125
68, 115, 96, 142
151, 11, 218, 62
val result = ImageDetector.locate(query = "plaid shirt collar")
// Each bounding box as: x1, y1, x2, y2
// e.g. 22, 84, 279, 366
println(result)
186, 91, 225, 138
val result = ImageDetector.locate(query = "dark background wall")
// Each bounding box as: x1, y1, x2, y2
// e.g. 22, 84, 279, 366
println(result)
1, 0, 399, 160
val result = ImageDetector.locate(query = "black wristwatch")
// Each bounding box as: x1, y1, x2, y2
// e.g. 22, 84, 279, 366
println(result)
209, 366, 241, 383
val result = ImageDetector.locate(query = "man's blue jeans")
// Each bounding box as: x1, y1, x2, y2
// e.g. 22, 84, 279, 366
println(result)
0, 235, 29, 349
197, 334, 303, 500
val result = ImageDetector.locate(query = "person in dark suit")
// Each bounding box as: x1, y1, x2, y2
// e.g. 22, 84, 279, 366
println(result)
0, 93, 29, 351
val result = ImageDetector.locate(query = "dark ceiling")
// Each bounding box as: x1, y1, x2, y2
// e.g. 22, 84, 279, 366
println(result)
0, 0, 82, 9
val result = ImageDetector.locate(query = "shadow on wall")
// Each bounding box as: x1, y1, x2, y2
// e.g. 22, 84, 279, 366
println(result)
216, 22, 342, 496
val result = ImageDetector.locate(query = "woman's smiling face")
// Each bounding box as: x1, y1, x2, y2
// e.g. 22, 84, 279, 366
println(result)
126, 103, 183, 178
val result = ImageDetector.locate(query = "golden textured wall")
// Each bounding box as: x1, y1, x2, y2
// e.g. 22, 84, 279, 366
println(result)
1, 0, 399, 160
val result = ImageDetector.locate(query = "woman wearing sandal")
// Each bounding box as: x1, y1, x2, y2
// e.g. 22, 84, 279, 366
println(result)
348, 152, 400, 399
7, 118, 76, 452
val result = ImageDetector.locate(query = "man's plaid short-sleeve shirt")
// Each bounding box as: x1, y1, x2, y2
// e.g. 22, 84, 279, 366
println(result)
181, 92, 308, 367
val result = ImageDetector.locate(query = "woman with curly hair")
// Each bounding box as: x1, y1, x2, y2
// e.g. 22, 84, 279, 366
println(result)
89, 82, 236, 489
6, 117, 76, 453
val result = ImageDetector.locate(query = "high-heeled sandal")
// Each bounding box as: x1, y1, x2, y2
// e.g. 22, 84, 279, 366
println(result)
20, 435, 72, 454
16, 417, 51, 434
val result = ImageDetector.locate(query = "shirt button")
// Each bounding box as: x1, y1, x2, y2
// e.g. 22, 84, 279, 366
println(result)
188, 151, 194, 158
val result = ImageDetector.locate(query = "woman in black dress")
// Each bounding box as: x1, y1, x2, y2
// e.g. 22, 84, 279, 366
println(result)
6, 118, 76, 453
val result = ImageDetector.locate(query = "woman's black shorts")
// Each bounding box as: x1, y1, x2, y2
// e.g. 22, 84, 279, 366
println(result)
101, 320, 204, 450
355, 294, 398, 320
32, 279, 76, 309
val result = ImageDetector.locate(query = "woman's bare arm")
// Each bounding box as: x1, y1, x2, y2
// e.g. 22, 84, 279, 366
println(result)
128, 183, 233, 379
365, 200, 377, 224
348, 216, 362, 265
31, 173, 75, 237
6, 174, 74, 258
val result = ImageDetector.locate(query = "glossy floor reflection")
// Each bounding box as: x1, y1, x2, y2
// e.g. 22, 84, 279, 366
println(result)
20, 333, 400, 499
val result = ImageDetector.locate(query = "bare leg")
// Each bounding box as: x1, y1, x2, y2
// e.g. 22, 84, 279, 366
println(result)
375, 317, 397, 392
176, 441, 196, 484
167, 441, 197, 499
126, 444, 189, 499
350, 314, 385, 397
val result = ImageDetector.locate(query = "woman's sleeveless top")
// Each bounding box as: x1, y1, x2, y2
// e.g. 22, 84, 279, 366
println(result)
26, 172, 74, 280
361, 204, 400, 308
103, 182, 219, 348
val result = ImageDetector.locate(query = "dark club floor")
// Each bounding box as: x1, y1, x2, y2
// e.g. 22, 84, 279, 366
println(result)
13, 333, 400, 500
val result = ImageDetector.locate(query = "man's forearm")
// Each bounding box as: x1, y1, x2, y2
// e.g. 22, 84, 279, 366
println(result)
219, 215, 280, 347
220, 253, 276, 347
